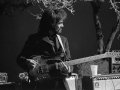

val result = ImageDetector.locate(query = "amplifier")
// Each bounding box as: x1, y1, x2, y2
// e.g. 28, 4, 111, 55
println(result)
82, 74, 120, 90
111, 50, 120, 74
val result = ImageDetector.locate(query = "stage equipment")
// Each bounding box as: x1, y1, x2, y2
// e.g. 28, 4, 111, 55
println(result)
111, 50, 120, 74
82, 74, 120, 90
0, 72, 8, 83
64, 73, 78, 90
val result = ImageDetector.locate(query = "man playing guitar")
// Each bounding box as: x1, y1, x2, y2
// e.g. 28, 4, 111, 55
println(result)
16, 8, 73, 90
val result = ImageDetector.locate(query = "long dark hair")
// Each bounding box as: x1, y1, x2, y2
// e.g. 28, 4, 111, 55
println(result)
38, 8, 67, 34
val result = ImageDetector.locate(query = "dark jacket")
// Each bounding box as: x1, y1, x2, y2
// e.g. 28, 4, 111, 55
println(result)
17, 33, 71, 71
16, 33, 72, 90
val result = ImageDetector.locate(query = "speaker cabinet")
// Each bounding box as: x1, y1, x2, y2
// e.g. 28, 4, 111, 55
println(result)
111, 57, 120, 74
82, 74, 120, 90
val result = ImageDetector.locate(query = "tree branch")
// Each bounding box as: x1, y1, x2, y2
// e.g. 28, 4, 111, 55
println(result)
90, 0, 104, 54
105, 19, 120, 52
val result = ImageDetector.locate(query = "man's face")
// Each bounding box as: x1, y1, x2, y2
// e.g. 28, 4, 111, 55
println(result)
55, 20, 64, 34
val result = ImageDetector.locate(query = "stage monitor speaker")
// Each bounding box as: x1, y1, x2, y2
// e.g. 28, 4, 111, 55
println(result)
82, 74, 120, 90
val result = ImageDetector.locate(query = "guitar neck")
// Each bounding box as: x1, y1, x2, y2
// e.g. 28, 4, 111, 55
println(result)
65, 53, 107, 66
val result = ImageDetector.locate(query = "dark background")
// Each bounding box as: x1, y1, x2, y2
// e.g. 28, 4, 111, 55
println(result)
0, 1, 119, 82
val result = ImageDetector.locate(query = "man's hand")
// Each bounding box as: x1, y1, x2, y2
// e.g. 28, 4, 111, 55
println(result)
56, 62, 71, 74
26, 56, 41, 68
26, 59, 38, 69
26, 59, 42, 76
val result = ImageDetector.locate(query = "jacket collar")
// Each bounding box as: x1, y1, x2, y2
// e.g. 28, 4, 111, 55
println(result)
42, 37, 54, 45
42, 35, 60, 49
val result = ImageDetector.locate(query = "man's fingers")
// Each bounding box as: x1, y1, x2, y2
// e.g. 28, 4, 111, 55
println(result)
59, 62, 68, 71
27, 59, 37, 64
62, 62, 68, 69
26, 59, 39, 68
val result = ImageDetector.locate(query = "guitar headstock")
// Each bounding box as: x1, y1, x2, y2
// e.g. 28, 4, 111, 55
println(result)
105, 51, 120, 58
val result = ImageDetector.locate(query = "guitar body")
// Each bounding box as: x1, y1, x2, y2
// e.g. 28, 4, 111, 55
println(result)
28, 55, 65, 83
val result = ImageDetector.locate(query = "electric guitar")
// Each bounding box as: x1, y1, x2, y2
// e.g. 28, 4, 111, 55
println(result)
27, 51, 120, 82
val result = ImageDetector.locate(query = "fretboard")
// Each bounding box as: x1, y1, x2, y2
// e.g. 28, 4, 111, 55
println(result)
65, 53, 107, 66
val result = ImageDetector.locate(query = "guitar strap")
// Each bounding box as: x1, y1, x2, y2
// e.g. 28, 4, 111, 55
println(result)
56, 34, 65, 53
57, 35, 78, 90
